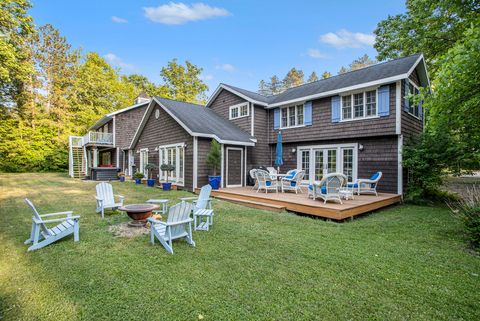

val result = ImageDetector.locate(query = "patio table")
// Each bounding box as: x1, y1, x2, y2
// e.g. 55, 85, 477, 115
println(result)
146, 199, 169, 214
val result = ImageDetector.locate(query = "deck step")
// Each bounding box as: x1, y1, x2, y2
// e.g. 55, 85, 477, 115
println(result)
214, 195, 286, 213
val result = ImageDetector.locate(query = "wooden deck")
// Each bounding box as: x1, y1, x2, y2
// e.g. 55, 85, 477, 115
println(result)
208, 187, 402, 220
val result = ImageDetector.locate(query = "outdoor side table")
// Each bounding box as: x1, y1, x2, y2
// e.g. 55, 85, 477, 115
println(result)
146, 199, 169, 214
339, 189, 354, 200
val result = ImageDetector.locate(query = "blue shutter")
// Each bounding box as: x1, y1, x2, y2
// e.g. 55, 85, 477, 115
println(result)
403, 79, 410, 112
331, 96, 340, 123
304, 101, 312, 125
377, 85, 390, 117
273, 108, 280, 129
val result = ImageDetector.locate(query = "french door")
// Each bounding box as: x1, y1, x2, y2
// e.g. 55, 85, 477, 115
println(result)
298, 144, 357, 184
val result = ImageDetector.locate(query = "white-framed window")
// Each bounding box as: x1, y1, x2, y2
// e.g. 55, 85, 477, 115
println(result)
158, 143, 185, 186
139, 148, 148, 174
341, 89, 378, 121
229, 102, 249, 120
280, 104, 305, 128
407, 82, 421, 118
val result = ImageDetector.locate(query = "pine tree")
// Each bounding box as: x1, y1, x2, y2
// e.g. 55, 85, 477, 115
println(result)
307, 72, 318, 82
283, 68, 304, 89
321, 71, 332, 79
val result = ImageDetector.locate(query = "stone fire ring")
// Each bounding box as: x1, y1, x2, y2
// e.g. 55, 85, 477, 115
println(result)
118, 204, 160, 228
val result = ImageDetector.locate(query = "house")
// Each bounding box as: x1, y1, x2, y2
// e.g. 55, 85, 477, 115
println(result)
68, 93, 150, 179
70, 54, 429, 195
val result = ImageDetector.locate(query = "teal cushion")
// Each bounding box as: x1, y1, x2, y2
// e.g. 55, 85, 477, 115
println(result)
290, 181, 296, 187
321, 186, 327, 194
370, 172, 380, 181
266, 181, 271, 187
308, 184, 313, 190
347, 183, 359, 188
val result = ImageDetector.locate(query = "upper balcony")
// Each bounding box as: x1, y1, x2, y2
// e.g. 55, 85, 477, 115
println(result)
83, 131, 114, 146
69, 132, 114, 148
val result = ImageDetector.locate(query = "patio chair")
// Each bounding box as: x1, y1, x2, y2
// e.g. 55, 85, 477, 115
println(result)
249, 169, 258, 190
255, 170, 278, 193
281, 170, 305, 194
147, 201, 195, 254
266, 167, 278, 176
312, 173, 347, 204
180, 184, 214, 231
24, 199, 80, 251
347, 172, 383, 196
95, 182, 124, 219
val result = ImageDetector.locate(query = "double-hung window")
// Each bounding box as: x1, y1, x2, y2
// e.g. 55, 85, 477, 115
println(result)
158, 143, 185, 185
341, 89, 377, 121
280, 104, 305, 128
408, 83, 421, 118
229, 103, 249, 120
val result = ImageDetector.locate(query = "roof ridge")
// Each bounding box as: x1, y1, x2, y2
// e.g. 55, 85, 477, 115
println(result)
155, 96, 206, 107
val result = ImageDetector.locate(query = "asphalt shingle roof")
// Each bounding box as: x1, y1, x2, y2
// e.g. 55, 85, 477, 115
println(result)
155, 97, 254, 144
221, 54, 422, 106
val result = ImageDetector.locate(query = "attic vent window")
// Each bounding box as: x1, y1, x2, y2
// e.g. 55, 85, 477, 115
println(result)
155, 109, 160, 119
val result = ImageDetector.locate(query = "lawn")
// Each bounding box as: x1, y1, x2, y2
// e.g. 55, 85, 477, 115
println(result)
0, 173, 479, 320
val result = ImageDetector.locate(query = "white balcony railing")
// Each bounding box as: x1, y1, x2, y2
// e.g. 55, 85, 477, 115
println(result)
83, 131, 114, 145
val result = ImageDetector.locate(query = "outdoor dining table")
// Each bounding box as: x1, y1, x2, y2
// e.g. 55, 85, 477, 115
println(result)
272, 173, 287, 180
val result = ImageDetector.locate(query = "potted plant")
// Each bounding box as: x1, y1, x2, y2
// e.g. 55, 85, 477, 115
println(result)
133, 171, 144, 184
206, 139, 221, 189
118, 172, 125, 182
160, 163, 175, 191
144, 163, 157, 187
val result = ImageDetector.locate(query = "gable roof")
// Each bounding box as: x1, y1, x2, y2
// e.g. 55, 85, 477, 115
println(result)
89, 100, 150, 130
206, 54, 429, 108
130, 97, 256, 149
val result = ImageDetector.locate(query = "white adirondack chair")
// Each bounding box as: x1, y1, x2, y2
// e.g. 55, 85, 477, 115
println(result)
95, 182, 124, 219
147, 201, 195, 254
24, 199, 80, 251
181, 184, 214, 231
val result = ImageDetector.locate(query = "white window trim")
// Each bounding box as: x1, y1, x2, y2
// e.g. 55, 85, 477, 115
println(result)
280, 103, 305, 129
406, 81, 422, 120
139, 148, 149, 175
229, 102, 249, 120
158, 142, 185, 186
296, 143, 358, 184
340, 89, 379, 122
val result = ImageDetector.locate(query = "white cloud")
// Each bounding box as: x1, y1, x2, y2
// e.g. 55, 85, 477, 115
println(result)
111, 16, 128, 23
215, 63, 236, 72
306, 49, 328, 59
104, 53, 134, 70
199, 74, 214, 81
319, 29, 375, 49
143, 2, 230, 25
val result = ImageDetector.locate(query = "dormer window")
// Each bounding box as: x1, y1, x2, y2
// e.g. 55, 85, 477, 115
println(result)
229, 102, 249, 120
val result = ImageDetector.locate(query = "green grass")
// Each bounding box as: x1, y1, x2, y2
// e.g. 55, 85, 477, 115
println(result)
0, 173, 479, 320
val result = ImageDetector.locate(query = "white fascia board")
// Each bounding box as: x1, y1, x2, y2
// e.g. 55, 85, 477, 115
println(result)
206, 84, 268, 107
266, 74, 408, 108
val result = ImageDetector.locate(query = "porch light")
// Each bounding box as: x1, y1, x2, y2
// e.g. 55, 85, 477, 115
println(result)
359, 144, 364, 151
291, 148, 296, 153
154, 147, 159, 151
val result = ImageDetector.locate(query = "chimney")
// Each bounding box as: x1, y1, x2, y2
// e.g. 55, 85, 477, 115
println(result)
134, 91, 150, 105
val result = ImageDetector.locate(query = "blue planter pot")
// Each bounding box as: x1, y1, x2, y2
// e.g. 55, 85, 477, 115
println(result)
135, 179, 142, 184
162, 182, 172, 191
119, 176, 125, 182
147, 179, 155, 187
208, 175, 221, 190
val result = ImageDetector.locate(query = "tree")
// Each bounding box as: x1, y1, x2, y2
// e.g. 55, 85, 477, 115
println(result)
206, 139, 221, 176
424, 21, 480, 172
269, 75, 283, 95
258, 79, 269, 96
307, 71, 318, 83
283, 68, 304, 89
338, 54, 376, 74
321, 71, 332, 79
123, 74, 166, 97
159, 59, 208, 104
0, 0, 35, 109
374, 0, 479, 78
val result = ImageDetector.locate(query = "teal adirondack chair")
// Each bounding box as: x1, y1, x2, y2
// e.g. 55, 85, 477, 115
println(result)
24, 199, 80, 251
180, 184, 214, 231
147, 201, 195, 254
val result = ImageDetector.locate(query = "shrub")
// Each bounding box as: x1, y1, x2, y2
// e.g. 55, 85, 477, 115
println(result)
449, 185, 480, 249
133, 172, 144, 180
144, 163, 157, 179
206, 139, 221, 176
160, 164, 175, 182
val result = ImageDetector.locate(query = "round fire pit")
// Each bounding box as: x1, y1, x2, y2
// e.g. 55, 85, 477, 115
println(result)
118, 204, 160, 227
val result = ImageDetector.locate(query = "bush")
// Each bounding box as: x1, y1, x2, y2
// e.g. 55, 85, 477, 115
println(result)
133, 172, 144, 180
450, 185, 480, 249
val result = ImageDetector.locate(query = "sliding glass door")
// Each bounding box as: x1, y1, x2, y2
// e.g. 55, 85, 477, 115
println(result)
298, 144, 357, 184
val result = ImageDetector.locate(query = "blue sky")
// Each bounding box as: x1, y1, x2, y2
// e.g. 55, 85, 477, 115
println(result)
31, 0, 406, 95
